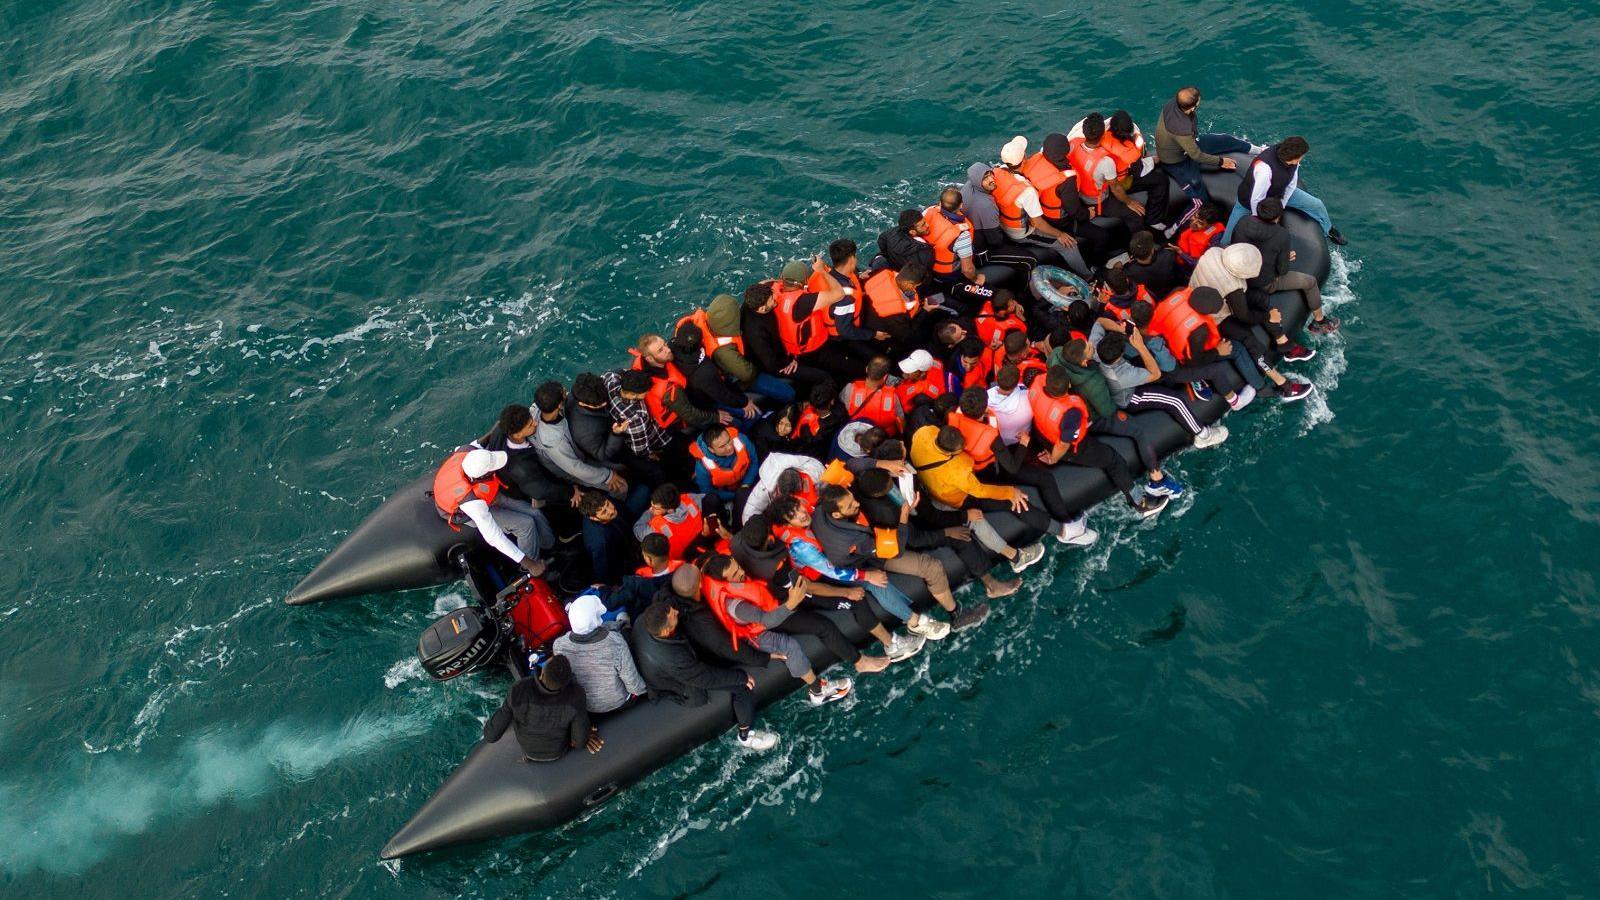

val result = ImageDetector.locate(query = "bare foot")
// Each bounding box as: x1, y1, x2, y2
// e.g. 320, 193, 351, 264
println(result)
985, 578, 1021, 599
854, 655, 891, 674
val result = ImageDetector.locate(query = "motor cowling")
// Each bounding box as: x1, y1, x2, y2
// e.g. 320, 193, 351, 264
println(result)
418, 606, 507, 681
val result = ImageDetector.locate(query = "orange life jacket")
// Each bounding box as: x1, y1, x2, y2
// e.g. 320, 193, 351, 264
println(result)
676, 308, 745, 357
991, 168, 1032, 231
842, 379, 902, 433
921, 206, 972, 276
431, 449, 502, 529
688, 426, 753, 488
792, 472, 820, 512
1100, 283, 1154, 323
820, 458, 854, 487
986, 347, 1048, 387
863, 268, 919, 321
629, 348, 689, 429
634, 559, 684, 578
648, 495, 705, 561
702, 576, 780, 650
1029, 389, 1089, 451
1147, 287, 1220, 364
807, 268, 864, 335
958, 354, 993, 390
974, 301, 1026, 348
1018, 151, 1069, 220
771, 279, 830, 356
947, 411, 1001, 471
1068, 137, 1114, 211
1177, 222, 1225, 262
896, 361, 947, 409
1104, 133, 1144, 178
772, 522, 828, 581
795, 405, 824, 441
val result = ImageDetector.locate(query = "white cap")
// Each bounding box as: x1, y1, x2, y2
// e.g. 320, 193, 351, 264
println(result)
461, 448, 507, 480
898, 349, 935, 374
565, 591, 607, 636
1000, 135, 1028, 166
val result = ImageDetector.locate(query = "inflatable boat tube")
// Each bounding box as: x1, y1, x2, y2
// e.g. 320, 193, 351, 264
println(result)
376, 158, 1334, 859
289, 153, 1325, 610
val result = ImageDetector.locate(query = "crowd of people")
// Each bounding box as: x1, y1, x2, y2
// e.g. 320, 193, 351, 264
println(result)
460, 87, 1345, 759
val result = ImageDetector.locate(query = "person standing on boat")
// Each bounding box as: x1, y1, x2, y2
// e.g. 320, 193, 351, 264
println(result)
431, 446, 551, 576
1223, 136, 1348, 246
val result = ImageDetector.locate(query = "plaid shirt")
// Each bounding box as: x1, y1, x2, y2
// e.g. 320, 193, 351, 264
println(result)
602, 371, 672, 456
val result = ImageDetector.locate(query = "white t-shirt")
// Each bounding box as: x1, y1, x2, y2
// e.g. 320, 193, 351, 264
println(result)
986, 385, 1035, 445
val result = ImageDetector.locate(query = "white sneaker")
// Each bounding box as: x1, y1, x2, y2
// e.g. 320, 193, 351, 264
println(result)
805, 677, 853, 706
1227, 385, 1257, 411
736, 728, 780, 751
906, 615, 951, 641
1054, 516, 1100, 547
1192, 424, 1229, 449
1010, 542, 1046, 573
886, 632, 926, 662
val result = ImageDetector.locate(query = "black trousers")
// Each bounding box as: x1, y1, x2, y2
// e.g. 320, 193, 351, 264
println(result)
799, 343, 870, 383
993, 460, 1077, 521
1058, 435, 1136, 501
773, 607, 864, 664
726, 683, 756, 730
1092, 414, 1160, 473
1100, 167, 1173, 233
968, 493, 1054, 533
1162, 360, 1243, 396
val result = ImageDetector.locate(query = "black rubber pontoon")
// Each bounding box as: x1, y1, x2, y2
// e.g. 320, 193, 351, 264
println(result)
375, 156, 1336, 859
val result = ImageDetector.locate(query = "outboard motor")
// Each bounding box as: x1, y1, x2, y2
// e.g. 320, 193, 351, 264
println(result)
418, 605, 507, 681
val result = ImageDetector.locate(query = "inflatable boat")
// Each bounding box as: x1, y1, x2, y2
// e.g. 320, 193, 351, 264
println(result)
284, 154, 1334, 858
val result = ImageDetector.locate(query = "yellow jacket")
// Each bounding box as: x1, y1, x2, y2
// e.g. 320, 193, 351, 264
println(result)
908, 425, 1019, 508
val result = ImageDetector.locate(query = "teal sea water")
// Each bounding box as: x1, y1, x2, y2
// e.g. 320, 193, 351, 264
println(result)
3, 1, 1598, 895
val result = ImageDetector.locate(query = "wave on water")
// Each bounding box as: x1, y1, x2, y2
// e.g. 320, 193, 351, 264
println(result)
0, 709, 434, 877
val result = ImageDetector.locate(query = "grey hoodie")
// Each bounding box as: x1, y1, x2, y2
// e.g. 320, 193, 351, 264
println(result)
533, 416, 614, 490
960, 162, 1001, 232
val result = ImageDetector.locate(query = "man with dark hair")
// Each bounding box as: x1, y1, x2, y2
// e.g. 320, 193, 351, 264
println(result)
1153, 86, 1255, 203
991, 135, 1091, 276
633, 482, 725, 564
1031, 366, 1169, 517
816, 237, 890, 356
1068, 112, 1165, 239
1179, 287, 1316, 403
566, 372, 627, 470
767, 495, 931, 657
533, 380, 636, 513
1224, 135, 1345, 244
700, 553, 890, 703
794, 380, 844, 456
813, 483, 992, 632
767, 258, 871, 383
1231, 196, 1340, 335
877, 208, 935, 272
662, 563, 772, 667
630, 600, 778, 752
952, 387, 1098, 545
602, 368, 675, 479
481, 655, 602, 762
474, 403, 578, 528
907, 423, 1049, 570
1095, 330, 1228, 449
577, 488, 638, 585
1124, 231, 1187, 299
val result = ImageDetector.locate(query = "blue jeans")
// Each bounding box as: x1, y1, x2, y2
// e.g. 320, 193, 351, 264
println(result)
1224, 340, 1266, 390
1225, 188, 1334, 243
864, 580, 915, 623
1161, 134, 1254, 202
750, 372, 795, 404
